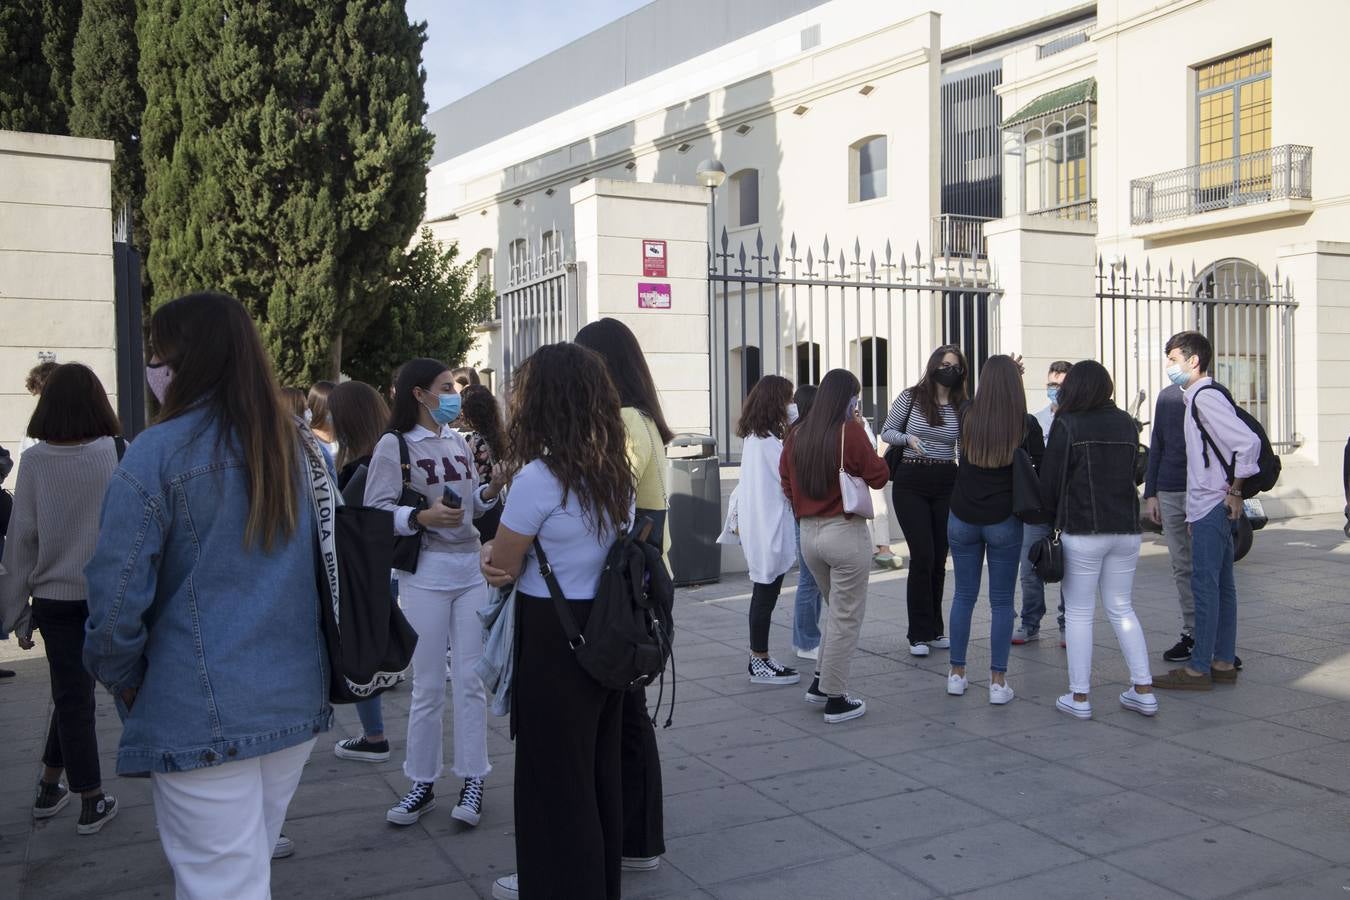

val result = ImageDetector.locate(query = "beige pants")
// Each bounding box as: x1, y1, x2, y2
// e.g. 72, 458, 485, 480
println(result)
800, 515, 873, 696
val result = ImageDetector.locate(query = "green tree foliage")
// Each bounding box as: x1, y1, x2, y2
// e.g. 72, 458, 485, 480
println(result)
139, 0, 434, 384
70, 0, 144, 227
0, 0, 78, 134
344, 228, 495, 389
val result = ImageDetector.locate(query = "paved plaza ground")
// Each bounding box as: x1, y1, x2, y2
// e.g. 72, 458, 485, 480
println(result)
3, 514, 1349, 899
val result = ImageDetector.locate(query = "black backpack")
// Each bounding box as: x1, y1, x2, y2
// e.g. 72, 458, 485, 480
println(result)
1190, 383, 1281, 499
535, 518, 677, 724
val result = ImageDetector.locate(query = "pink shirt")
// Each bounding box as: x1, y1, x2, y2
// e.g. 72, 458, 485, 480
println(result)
1182, 377, 1261, 523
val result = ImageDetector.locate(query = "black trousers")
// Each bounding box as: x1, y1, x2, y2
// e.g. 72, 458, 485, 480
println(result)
515, 596, 623, 900
622, 508, 667, 860
32, 598, 101, 793
748, 574, 787, 654
892, 463, 957, 644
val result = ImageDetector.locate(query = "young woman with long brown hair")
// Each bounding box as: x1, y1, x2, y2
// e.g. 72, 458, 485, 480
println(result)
880, 345, 970, 657
458, 383, 507, 543
945, 355, 1044, 705
84, 292, 328, 898
782, 369, 890, 724
1, 364, 122, 836
365, 359, 505, 830
306, 380, 339, 458
479, 343, 636, 900
720, 374, 800, 686
574, 317, 673, 873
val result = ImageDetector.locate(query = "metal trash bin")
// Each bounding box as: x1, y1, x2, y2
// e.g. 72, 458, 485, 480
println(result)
666, 434, 721, 587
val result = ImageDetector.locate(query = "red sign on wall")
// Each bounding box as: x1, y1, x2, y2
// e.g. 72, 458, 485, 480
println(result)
642, 239, 667, 277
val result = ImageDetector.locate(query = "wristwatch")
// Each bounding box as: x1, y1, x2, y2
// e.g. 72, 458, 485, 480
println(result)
409, 508, 426, 532
1226, 488, 1243, 498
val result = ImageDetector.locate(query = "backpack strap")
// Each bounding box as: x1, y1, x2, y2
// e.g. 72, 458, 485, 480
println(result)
532, 538, 586, 650
114, 436, 127, 460
1189, 384, 1238, 483
390, 429, 414, 488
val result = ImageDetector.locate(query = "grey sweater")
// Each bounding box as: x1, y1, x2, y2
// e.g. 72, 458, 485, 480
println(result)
0, 437, 118, 636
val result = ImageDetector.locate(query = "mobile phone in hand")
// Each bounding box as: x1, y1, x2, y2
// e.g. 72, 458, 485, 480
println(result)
442, 486, 462, 509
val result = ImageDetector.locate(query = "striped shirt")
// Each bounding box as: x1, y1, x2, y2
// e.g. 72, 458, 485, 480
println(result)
880, 389, 960, 462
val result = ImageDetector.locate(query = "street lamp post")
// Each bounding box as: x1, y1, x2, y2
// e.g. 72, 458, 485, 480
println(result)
695, 160, 727, 454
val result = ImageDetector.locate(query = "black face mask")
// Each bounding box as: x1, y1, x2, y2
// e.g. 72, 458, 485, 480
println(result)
932, 367, 964, 388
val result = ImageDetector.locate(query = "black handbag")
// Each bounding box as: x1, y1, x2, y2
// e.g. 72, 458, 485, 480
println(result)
1027, 418, 1073, 583
1012, 448, 1049, 523
389, 430, 428, 573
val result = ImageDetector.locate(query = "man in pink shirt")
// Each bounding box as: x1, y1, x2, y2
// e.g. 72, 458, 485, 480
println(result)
1153, 331, 1261, 690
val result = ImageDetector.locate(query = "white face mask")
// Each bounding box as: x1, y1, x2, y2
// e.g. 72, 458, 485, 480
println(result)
787, 403, 800, 424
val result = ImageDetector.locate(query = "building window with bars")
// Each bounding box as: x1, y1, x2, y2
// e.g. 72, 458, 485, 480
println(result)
1001, 79, 1097, 220
850, 135, 887, 203
1195, 44, 1272, 208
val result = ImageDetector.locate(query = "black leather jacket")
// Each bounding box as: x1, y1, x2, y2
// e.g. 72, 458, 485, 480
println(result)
1039, 406, 1140, 535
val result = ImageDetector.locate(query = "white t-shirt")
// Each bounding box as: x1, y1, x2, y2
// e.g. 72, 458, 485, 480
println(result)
501, 459, 628, 600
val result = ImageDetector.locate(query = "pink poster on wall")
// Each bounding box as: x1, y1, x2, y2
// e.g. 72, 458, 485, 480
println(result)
637, 282, 672, 309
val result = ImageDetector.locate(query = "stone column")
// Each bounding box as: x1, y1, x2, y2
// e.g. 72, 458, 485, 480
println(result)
984, 213, 1098, 410
571, 178, 711, 435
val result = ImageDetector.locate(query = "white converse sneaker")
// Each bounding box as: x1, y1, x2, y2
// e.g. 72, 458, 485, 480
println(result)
1119, 687, 1159, 717
492, 874, 519, 900
946, 672, 968, 696
1057, 693, 1093, 720
989, 681, 1015, 705
930, 636, 951, 649
622, 855, 661, 871
793, 644, 819, 661
909, 642, 931, 657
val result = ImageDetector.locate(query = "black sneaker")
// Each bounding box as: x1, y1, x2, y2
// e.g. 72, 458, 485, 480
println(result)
823, 695, 866, 724
334, 735, 391, 762
451, 776, 483, 827
77, 794, 117, 835
386, 782, 435, 825
1234, 655, 1243, 671
33, 780, 70, 819
1163, 633, 1195, 662
804, 675, 828, 704
748, 656, 801, 686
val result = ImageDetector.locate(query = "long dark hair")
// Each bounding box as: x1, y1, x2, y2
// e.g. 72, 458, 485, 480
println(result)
909, 344, 970, 427
736, 375, 793, 439
389, 358, 450, 434
960, 355, 1026, 468
574, 317, 675, 445
1055, 360, 1116, 416
504, 343, 633, 531
307, 381, 335, 433
329, 381, 390, 471
790, 369, 861, 499
27, 363, 121, 441
150, 292, 298, 551
459, 384, 504, 462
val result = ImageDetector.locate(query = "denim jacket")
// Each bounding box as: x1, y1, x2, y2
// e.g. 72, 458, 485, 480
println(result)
1039, 406, 1141, 536
84, 406, 332, 776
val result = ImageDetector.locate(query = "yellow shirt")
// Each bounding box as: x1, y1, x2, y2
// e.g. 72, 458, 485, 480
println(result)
621, 407, 667, 512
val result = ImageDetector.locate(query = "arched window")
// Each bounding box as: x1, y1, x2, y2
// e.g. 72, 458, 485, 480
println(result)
793, 341, 821, 385
540, 230, 557, 269
474, 248, 493, 289
850, 135, 887, 203
852, 337, 889, 427
729, 168, 759, 227
508, 238, 528, 284
1192, 258, 1271, 424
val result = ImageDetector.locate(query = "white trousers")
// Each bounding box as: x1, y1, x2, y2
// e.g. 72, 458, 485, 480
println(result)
1062, 533, 1153, 695
152, 738, 316, 900
400, 579, 491, 784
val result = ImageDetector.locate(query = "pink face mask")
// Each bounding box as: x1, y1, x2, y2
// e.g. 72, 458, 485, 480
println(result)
146, 362, 173, 405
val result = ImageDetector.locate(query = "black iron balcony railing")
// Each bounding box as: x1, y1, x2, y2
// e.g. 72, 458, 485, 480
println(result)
1130, 144, 1311, 226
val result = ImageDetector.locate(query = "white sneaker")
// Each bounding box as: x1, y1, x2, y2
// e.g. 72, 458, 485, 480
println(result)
930, 636, 950, 649
793, 644, 819, 661
271, 834, 294, 859
946, 672, 968, 696
1057, 693, 1093, 720
909, 642, 931, 657
1119, 688, 1159, 717
989, 681, 1015, 705
622, 855, 661, 871
492, 874, 519, 900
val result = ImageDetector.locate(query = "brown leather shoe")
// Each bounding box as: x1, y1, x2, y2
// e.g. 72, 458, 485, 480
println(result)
1211, 666, 1238, 683
1152, 667, 1214, 691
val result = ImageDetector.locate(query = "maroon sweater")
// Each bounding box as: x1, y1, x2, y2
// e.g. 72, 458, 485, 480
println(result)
780, 419, 890, 519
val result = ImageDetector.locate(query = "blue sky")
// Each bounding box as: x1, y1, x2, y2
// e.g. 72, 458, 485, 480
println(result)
412, 0, 653, 113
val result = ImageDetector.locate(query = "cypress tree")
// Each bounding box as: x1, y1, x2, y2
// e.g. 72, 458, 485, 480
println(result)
0, 0, 78, 134
139, 0, 434, 384
70, 0, 144, 227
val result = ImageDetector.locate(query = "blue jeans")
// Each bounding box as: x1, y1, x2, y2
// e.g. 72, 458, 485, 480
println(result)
355, 695, 384, 737
1017, 523, 1064, 632
1190, 501, 1238, 674
947, 513, 1023, 674
792, 520, 822, 650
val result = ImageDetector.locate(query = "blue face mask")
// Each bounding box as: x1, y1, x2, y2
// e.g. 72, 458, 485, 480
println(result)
1165, 363, 1189, 387
422, 391, 462, 425
1047, 386, 1060, 406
